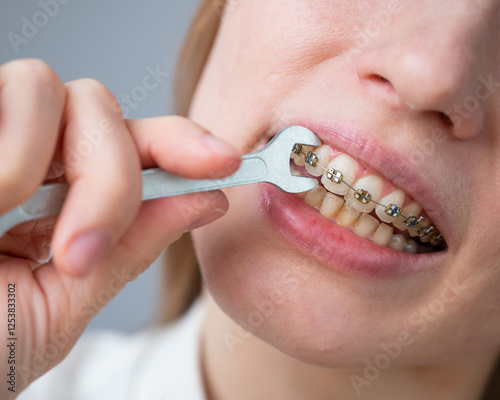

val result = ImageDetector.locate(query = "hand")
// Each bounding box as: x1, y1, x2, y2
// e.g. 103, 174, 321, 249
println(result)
0, 59, 241, 397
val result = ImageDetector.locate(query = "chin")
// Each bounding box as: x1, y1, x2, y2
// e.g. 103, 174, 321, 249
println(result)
192, 178, 476, 369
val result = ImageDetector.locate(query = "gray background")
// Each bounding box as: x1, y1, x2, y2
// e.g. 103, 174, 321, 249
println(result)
0, 0, 200, 333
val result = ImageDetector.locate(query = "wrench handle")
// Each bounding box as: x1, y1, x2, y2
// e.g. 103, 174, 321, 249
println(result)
0, 155, 268, 236
142, 155, 267, 200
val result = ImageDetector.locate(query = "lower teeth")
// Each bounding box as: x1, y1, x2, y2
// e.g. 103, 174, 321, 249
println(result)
303, 188, 440, 254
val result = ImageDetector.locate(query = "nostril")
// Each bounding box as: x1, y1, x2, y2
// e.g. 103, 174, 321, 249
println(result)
373, 74, 390, 84
363, 73, 400, 105
439, 112, 454, 126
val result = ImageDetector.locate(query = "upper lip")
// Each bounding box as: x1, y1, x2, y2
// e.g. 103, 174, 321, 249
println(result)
266, 117, 452, 248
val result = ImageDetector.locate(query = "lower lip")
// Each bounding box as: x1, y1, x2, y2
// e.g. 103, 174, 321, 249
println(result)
260, 184, 447, 279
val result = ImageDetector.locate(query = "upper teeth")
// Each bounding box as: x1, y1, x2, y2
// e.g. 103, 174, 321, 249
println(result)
291, 145, 444, 251
375, 190, 405, 223
321, 154, 356, 195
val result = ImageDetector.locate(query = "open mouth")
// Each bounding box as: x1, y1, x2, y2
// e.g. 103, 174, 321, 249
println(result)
290, 143, 446, 255
259, 120, 450, 278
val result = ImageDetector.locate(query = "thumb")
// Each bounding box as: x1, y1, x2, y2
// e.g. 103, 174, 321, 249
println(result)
52, 189, 227, 331
120, 188, 229, 257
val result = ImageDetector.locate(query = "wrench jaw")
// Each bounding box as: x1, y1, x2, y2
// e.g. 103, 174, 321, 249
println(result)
261, 125, 322, 194
268, 125, 322, 150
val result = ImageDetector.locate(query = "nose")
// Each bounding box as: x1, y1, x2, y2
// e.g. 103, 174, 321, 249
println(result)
355, 3, 499, 140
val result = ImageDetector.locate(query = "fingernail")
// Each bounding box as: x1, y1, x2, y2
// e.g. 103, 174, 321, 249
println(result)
186, 208, 226, 232
201, 133, 239, 157
66, 230, 111, 276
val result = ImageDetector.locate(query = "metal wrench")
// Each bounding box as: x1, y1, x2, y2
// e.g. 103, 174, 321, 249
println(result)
0, 125, 321, 236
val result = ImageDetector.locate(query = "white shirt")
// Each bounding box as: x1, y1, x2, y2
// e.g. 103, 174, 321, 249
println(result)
19, 300, 206, 400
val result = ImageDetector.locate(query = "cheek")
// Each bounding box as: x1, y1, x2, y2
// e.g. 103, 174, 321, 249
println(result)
190, 1, 357, 145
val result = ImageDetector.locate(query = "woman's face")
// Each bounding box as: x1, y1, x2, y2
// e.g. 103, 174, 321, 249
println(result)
190, 0, 500, 367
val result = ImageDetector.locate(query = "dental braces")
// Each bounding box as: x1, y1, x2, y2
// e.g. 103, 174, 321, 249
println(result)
293, 145, 444, 247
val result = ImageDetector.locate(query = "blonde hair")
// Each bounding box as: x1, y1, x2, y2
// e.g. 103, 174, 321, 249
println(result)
159, 0, 225, 323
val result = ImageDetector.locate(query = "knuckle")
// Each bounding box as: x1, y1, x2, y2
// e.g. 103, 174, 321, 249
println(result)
3, 58, 50, 78
66, 78, 115, 103
3, 59, 65, 103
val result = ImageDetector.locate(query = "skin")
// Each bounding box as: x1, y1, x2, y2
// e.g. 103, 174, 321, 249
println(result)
188, 0, 500, 399
0, 60, 241, 397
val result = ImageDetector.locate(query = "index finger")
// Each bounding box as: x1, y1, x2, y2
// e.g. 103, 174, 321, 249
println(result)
125, 116, 241, 179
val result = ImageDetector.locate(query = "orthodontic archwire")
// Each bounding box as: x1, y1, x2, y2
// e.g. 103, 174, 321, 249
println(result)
292, 145, 444, 247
